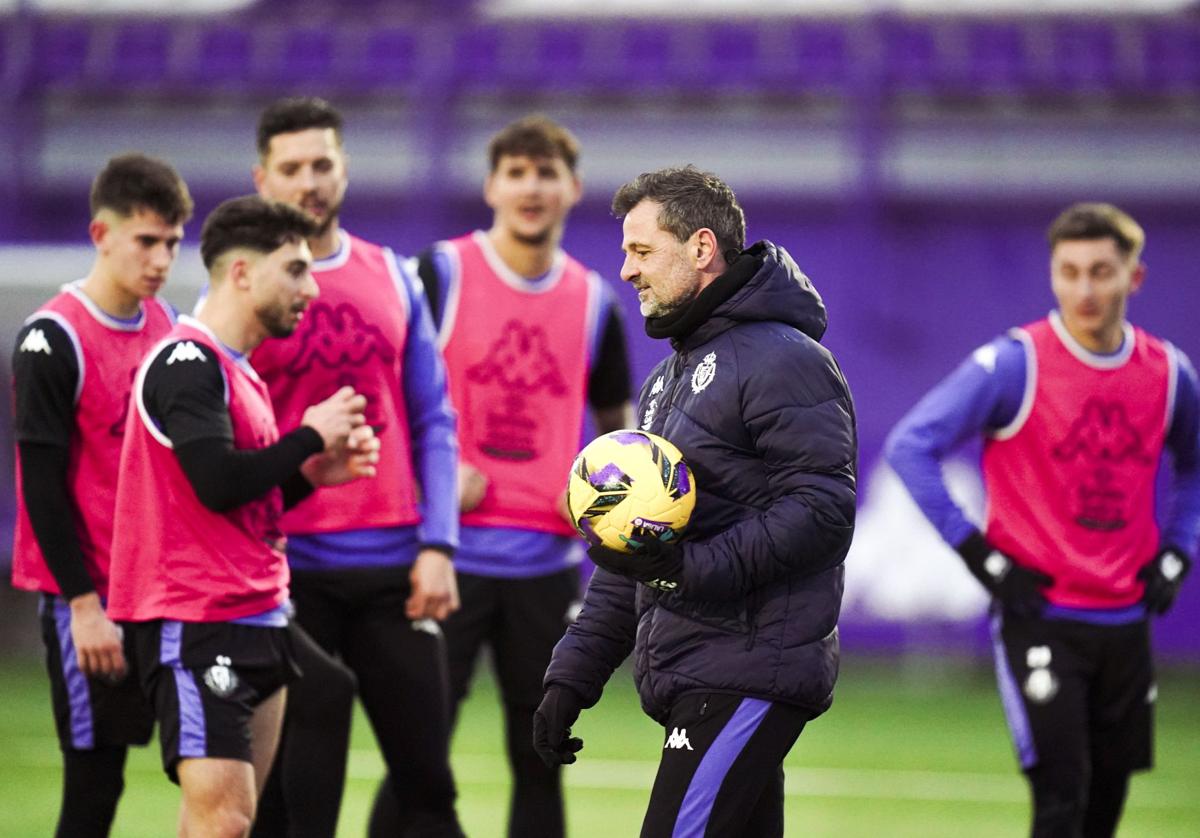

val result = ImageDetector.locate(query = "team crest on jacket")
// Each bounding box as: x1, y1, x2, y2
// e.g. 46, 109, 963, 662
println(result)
691, 352, 717, 394
203, 655, 238, 698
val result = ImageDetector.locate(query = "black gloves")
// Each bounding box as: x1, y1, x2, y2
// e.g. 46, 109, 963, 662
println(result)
587, 537, 684, 592
532, 686, 585, 768
1138, 547, 1192, 616
956, 532, 1052, 619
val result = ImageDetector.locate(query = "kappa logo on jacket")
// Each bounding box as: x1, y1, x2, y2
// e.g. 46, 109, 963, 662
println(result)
664, 726, 694, 750
166, 341, 206, 365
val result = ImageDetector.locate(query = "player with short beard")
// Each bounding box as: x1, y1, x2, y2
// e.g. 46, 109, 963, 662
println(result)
887, 202, 1200, 837
107, 195, 379, 838
247, 97, 464, 838
369, 114, 633, 838
11, 152, 191, 838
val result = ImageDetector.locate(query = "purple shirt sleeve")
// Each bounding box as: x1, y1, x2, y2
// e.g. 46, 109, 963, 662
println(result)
885, 335, 1027, 548
392, 252, 459, 552
1163, 348, 1200, 555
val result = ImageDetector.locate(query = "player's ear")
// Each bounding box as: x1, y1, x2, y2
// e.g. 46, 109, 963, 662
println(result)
1130, 262, 1147, 295
88, 218, 109, 249
693, 228, 719, 270
228, 256, 253, 290
252, 164, 267, 196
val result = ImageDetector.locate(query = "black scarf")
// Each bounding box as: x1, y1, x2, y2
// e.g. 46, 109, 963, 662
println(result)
644, 247, 763, 342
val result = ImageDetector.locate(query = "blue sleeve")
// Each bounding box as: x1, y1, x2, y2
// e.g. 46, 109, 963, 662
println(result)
543, 568, 637, 706
393, 252, 460, 552
1162, 349, 1200, 555
427, 247, 454, 331
885, 335, 1026, 548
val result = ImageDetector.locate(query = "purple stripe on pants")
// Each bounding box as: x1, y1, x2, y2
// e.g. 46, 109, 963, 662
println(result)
672, 697, 771, 838
990, 613, 1037, 769
52, 596, 94, 749
160, 621, 207, 758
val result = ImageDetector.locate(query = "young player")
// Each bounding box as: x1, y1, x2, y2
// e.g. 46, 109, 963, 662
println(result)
887, 203, 1199, 836
107, 194, 379, 837
247, 97, 464, 837
369, 114, 633, 838
535, 166, 856, 837
10, 153, 191, 837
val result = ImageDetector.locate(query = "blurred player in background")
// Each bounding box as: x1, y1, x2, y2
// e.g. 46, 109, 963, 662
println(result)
370, 115, 633, 838
10, 153, 191, 837
887, 203, 1200, 837
534, 166, 857, 837
248, 97, 464, 837
106, 195, 378, 837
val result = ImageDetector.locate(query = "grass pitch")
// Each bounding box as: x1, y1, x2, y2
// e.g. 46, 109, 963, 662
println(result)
1, 654, 1197, 837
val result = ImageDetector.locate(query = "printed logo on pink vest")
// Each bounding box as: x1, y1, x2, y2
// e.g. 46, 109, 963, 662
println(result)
285, 301, 397, 434
465, 319, 569, 461
1052, 397, 1153, 532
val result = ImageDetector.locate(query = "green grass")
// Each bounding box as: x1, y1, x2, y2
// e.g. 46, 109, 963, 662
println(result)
1, 655, 1197, 837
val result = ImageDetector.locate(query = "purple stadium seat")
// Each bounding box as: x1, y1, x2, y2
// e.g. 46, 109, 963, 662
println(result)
612, 23, 674, 91
349, 27, 417, 88
791, 21, 853, 91
193, 25, 253, 85
964, 21, 1029, 93
274, 27, 335, 84
33, 21, 92, 86
109, 21, 173, 85
878, 17, 946, 91
702, 23, 763, 90
452, 25, 502, 86
537, 25, 589, 88
1049, 20, 1118, 90
1141, 19, 1200, 91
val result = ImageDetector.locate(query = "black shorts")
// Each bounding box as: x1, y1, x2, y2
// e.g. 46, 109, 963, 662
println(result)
991, 609, 1154, 776
641, 692, 809, 838
40, 594, 154, 751
126, 619, 301, 782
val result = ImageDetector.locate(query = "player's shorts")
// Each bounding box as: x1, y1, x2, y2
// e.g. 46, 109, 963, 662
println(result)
991, 608, 1154, 775
40, 594, 155, 751
126, 619, 301, 782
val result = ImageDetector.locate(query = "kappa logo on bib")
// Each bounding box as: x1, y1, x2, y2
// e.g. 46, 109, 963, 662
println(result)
466, 319, 568, 461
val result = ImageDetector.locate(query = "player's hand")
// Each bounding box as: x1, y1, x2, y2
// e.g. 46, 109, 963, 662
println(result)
302, 425, 380, 486
957, 531, 1052, 618
406, 548, 459, 621
532, 686, 585, 767
1138, 547, 1192, 616
300, 386, 367, 451
69, 593, 128, 681
587, 537, 684, 592
458, 462, 488, 513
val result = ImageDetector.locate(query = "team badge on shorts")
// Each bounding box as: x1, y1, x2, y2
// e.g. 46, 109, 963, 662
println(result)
203, 655, 239, 698
691, 353, 716, 394
1022, 646, 1059, 704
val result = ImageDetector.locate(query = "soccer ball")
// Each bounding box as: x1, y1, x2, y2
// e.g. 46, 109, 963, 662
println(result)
567, 430, 696, 553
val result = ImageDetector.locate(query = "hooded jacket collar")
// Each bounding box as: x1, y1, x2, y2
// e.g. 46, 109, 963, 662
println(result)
645, 240, 828, 352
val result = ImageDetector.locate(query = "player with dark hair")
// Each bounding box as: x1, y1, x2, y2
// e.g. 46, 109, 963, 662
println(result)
370, 114, 633, 838
10, 152, 191, 837
887, 202, 1200, 837
106, 194, 378, 838
534, 165, 856, 837
247, 96, 464, 837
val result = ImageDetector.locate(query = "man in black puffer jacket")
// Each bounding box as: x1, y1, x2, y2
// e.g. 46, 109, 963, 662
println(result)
534, 165, 857, 837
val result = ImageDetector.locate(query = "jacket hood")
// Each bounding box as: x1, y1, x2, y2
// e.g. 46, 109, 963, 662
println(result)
646, 240, 828, 350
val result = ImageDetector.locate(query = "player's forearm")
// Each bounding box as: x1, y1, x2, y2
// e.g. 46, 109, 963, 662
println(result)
18, 441, 95, 599
173, 427, 324, 512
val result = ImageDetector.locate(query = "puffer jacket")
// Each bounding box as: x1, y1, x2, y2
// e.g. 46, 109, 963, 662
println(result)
546, 241, 857, 723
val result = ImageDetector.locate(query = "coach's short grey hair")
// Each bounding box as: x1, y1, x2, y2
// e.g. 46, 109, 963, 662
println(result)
611, 165, 746, 255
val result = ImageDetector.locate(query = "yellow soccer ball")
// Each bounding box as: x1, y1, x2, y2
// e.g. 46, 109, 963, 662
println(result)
566, 430, 696, 553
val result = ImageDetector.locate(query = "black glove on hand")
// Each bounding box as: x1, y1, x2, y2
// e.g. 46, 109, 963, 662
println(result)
587, 536, 684, 592
957, 531, 1052, 619
1138, 547, 1192, 616
532, 686, 585, 768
